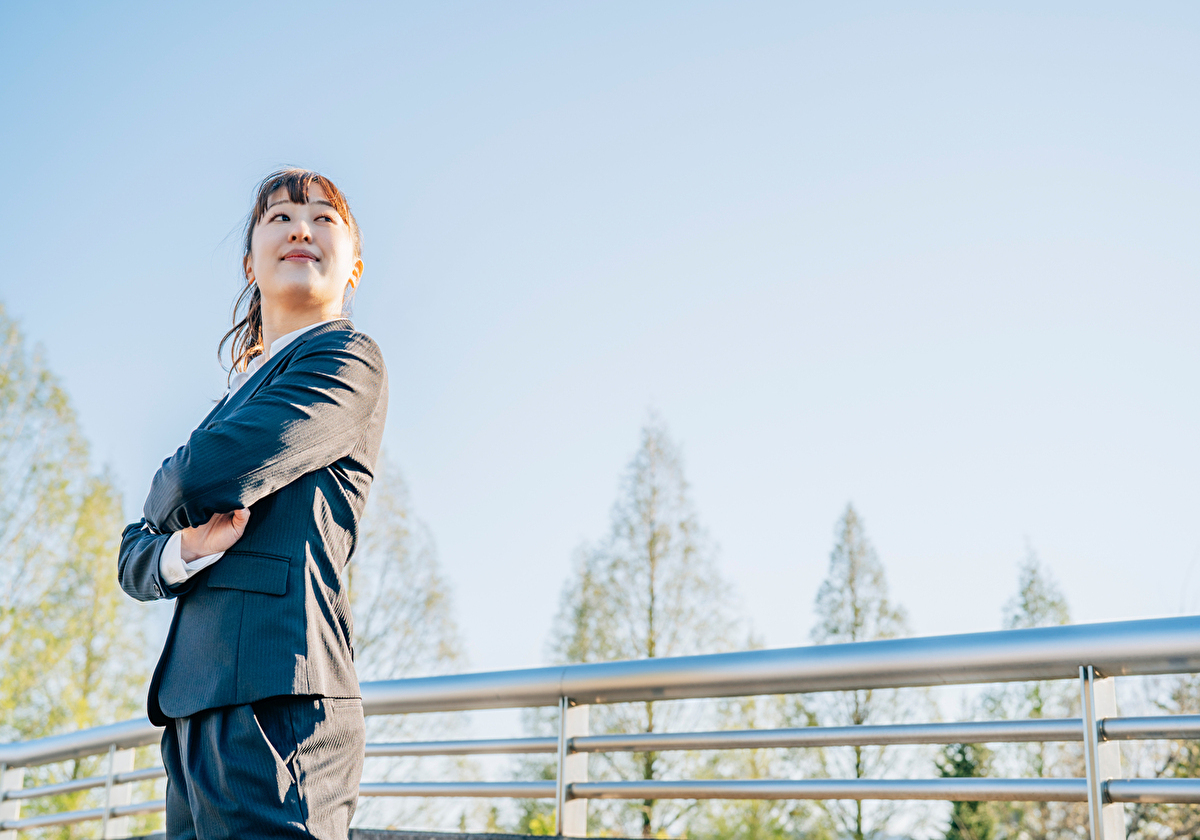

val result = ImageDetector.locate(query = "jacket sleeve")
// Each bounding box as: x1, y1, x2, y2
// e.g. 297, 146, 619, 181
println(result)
142, 332, 386, 533
118, 520, 193, 600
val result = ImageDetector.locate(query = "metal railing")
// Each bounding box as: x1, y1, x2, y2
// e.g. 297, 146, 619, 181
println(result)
4, 614, 1200, 838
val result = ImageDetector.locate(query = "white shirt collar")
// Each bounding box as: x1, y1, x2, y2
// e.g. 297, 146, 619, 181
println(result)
228, 318, 342, 397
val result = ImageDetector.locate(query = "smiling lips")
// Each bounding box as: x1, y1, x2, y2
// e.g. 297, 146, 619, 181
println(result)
283, 250, 318, 262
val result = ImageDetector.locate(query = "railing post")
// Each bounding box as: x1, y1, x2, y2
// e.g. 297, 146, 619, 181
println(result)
1080, 665, 1126, 840
0, 763, 23, 840
103, 746, 136, 839
554, 697, 589, 837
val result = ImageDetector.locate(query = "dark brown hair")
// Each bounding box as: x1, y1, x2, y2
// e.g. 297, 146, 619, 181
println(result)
219, 168, 362, 375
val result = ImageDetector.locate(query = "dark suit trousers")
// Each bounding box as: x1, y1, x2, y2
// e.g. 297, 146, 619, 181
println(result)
161, 696, 365, 840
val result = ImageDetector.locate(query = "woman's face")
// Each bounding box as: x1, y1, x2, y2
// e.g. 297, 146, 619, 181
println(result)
245, 184, 362, 313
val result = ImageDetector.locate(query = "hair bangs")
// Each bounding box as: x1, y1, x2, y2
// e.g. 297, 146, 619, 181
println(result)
251, 170, 353, 235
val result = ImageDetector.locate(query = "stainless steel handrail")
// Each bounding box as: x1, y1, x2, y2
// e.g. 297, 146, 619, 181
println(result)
571, 719, 1085, 752
1102, 714, 1200, 740
7, 615, 1200, 769
1107, 779, 1200, 804
359, 615, 1200, 714
573, 778, 1090, 802
0, 719, 158, 769
7, 614, 1200, 836
0, 799, 166, 832
365, 737, 557, 757
1, 766, 166, 802
360, 781, 557, 798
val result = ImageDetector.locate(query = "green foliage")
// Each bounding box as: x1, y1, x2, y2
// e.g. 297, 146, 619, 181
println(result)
0, 303, 90, 741
514, 760, 558, 836
937, 743, 995, 840
0, 303, 149, 837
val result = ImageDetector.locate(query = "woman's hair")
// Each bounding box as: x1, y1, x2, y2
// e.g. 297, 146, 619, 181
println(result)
219, 168, 362, 375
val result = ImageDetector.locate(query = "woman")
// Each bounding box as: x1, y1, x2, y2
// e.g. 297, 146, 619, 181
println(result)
118, 168, 387, 840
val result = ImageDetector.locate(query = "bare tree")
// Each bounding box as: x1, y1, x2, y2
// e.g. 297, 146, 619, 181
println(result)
1125, 675, 1200, 840
806, 503, 918, 840
346, 449, 468, 830
982, 549, 1086, 840
348, 449, 463, 682
548, 418, 739, 838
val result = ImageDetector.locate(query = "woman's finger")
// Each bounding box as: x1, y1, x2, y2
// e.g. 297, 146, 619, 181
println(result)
231, 508, 251, 536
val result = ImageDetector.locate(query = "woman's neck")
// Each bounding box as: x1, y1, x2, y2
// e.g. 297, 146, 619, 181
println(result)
260, 305, 343, 359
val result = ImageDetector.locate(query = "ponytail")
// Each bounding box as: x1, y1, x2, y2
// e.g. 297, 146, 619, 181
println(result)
218, 281, 265, 379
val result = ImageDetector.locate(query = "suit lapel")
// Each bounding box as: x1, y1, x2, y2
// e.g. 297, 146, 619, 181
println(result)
212, 319, 353, 418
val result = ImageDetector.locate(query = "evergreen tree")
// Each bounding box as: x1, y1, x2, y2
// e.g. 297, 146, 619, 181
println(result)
937, 743, 995, 840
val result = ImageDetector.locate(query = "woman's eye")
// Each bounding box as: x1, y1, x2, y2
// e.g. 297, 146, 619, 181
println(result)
270, 213, 289, 222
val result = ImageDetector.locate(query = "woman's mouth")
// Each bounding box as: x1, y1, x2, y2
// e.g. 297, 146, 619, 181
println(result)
283, 250, 318, 261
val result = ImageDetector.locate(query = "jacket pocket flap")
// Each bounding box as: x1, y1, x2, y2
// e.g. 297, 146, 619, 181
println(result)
205, 551, 289, 596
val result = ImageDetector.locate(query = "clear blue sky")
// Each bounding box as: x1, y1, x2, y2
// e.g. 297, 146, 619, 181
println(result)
2, 2, 1198, 672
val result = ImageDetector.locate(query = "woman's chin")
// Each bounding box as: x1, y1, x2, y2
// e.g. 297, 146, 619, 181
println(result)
261, 274, 336, 304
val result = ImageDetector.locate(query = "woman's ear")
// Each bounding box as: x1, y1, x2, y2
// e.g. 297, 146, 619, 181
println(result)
243, 255, 255, 284
347, 258, 364, 290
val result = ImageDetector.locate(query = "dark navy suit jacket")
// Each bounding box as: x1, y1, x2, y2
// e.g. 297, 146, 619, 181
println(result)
117, 319, 388, 725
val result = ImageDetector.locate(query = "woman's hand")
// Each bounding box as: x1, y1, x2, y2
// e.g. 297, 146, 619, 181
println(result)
179, 509, 251, 561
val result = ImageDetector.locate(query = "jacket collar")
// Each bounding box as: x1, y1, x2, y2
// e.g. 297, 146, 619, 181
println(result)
217, 318, 353, 416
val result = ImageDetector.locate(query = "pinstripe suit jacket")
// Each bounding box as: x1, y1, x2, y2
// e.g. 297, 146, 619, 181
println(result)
117, 319, 388, 725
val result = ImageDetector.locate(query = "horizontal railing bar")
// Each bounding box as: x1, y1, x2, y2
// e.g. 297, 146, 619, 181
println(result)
572, 719, 1084, 753
365, 737, 557, 757
5, 775, 104, 801
572, 778, 1089, 802
359, 781, 557, 798
15, 777, 1200, 826
112, 798, 167, 816
1102, 715, 1200, 741
10, 710, 1200, 783
361, 615, 1200, 714
4, 765, 166, 801
0, 798, 165, 831
0, 718, 160, 768
1107, 779, 1200, 804
6, 615, 1200, 768
116, 765, 168, 783
0, 806, 106, 831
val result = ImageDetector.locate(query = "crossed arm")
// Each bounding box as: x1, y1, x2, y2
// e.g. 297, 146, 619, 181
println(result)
117, 511, 251, 601
117, 332, 386, 601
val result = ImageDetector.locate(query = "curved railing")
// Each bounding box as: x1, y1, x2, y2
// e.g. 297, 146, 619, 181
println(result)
4, 614, 1200, 838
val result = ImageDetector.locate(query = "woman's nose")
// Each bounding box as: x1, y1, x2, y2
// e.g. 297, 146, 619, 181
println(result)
288, 222, 313, 242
